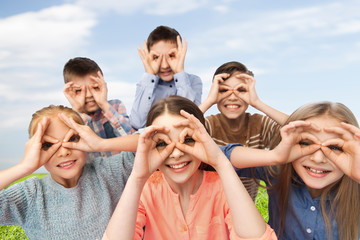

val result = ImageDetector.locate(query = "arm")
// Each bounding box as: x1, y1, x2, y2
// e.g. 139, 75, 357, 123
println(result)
102, 99, 134, 136
129, 73, 158, 130
175, 111, 267, 238
228, 121, 321, 168
1, 117, 61, 190
102, 126, 175, 240
236, 73, 288, 125
321, 122, 360, 183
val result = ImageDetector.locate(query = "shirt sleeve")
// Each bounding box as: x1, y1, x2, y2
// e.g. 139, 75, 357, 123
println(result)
260, 115, 281, 149
0, 178, 37, 226
134, 199, 146, 240
173, 72, 202, 105
103, 99, 134, 136
130, 73, 158, 130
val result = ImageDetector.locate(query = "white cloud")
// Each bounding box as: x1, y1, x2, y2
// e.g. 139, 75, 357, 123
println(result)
0, 4, 96, 68
75, 0, 209, 15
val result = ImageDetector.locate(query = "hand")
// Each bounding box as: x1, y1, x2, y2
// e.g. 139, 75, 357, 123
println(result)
88, 71, 109, 110
20, 117, 61, 173
58, 113, 105, 152
272, 120, 321, 164
166, 36, 187, 74
132, 126, 175, 180
209, 73, 231, 103
233, 73, 260, 107
137, 40, 162, 74
174, 110, 225, 169
63, 82, 86, 113
321, 122, 360, 183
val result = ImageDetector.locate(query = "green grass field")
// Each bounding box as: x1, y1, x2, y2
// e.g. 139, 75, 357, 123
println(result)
0, 175, 269, 239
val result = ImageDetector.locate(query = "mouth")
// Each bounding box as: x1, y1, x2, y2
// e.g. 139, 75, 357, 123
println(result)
85, 100, 96, 106
57, 160, 77, 169
167, 161, 190, 169
304, 166, 331, 176
160, 69, 173, 76
225, 104, 240, 111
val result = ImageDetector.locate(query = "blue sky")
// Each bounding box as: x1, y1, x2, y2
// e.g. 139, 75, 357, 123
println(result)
1, 0, 360, 172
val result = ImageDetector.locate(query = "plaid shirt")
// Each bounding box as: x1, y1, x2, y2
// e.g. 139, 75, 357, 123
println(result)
81, 99, 134, 159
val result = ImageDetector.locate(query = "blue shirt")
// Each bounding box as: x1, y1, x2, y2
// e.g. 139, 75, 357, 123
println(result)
221, 144, 341, 240
130, 72, 202, 130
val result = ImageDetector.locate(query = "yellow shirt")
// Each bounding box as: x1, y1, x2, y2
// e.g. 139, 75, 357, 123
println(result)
135, 171, 276, 240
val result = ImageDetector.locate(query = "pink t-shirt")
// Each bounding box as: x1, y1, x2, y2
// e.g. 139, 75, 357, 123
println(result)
135, 171, 276, 240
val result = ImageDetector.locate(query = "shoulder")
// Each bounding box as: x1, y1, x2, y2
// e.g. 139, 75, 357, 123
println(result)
108, 99, 123, 105
185, 72, 202, 82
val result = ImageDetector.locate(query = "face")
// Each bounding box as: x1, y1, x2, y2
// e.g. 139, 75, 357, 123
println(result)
150, 40, 177, 82
152, 113, 202, 187
70, 74, 99, 114
42, 117, 86, 188
217, 72, 249, 119
292, 115, 345, 197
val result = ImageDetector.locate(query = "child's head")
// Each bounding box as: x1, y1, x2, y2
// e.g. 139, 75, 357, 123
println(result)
147, 26, 181, 82
273, 101, 360, 239
63, 57, 103, 114
146, 95, 205, 185
214, 61, 254, 120
29, 105, 86, 188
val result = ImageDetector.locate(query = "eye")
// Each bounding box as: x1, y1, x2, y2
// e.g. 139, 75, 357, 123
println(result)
184, 137, 195, 145
299, 140, 312, 146
75, 89, 82, 94
219, 89, 228, 93
156, 140, 167, 149
169, 54, 175, 59
41, 142, 54, 151
69, 134, 80, 142
236, 87, 246, 93
327, 145, 343, 152
153, 55, 159, 61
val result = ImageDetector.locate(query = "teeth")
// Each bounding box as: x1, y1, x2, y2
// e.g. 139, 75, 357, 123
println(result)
58, 161, 75, 167
226, 105, 239, 109
169, 162, 189, 169
305, 166, 329, 174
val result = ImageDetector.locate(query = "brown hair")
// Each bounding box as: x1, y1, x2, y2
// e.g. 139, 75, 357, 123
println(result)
213, 61, 254, 80
268, 101, 360, 240
147, 26, 181, 50
29, 105, 84, 137
63, 57, 103, 83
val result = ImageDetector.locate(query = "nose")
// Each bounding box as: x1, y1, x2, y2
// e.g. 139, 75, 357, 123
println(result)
161, 55, 170, 69
85, 85, 93, 98
310, 149, 327, 163
169, 147, 184, 160
227, 90, 238, 100
57, 145, 72, 158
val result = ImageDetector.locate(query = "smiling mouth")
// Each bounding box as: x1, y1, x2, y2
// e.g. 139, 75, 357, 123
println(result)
225, 104, 240, 109
167, 161, 190, 169
304, 166, 331, 174
57, 160, 76, 168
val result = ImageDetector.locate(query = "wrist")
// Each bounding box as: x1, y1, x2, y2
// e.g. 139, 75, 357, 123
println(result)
98, 101, 111, 112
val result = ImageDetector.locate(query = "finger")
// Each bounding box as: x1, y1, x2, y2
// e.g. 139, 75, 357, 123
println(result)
159, 142, 176, 160
324, 126, 353, 141
44, 142, 62, 159
61, 141, 81, 151
321, 138, 345, 149
63, 129, 77, 142
42, 135, 59, 144
174, 142, 193, 155
58, 113, 81, 134
180, 110, 206, 134
143, 40, 149, 53
178, 127, 194, 143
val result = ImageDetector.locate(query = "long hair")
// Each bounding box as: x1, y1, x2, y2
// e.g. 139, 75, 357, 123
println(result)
268, 101, 360, 239
29, 105, 84, 138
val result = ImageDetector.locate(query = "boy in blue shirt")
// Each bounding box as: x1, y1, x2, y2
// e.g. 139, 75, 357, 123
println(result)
130, 26, 202, 130
63, 57, 134, 159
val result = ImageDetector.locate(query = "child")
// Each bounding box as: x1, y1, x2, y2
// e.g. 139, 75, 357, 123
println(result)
130, 26, 203, 130
199, 61, 288, 200
102, 96, 276, 240
63, 57, 134, 159
222, 101, 360, 239
0, 105, 136, 240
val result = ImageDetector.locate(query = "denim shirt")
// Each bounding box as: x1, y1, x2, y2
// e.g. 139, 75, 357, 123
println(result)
221, 144, 341, 240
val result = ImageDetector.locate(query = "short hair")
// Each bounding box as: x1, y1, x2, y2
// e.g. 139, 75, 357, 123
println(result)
147, 26, 182, 50
146, 95, 205, 127
63, 57, 103, 83
213, 61, 254, 80
28, 105, 84, 138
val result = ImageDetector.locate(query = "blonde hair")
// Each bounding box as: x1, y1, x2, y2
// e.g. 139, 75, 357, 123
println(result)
28, 105, 84, 138
268, 101, 360, 240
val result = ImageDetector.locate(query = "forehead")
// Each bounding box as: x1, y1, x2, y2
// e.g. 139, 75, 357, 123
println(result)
152, 113, 186, 138
304, 115, 342, 140
69, 74, 96, 85
150, 40, 177, 53
45, 117, 71, 141
220, 72, 246, 87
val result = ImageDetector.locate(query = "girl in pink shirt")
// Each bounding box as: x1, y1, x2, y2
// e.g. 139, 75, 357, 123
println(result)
102, 95, 276, 240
